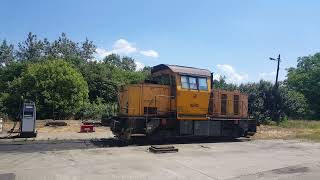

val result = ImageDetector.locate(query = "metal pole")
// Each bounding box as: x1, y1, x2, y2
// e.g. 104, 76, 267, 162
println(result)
275, 54, 280, 88
269, 54, 281, 124
275, 54, 281, 124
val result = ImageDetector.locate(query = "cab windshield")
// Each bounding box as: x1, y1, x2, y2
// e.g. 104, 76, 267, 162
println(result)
180, 75, 208, 90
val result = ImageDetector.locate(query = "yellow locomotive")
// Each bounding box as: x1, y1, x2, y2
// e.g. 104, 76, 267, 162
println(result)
111, 64, 256, 140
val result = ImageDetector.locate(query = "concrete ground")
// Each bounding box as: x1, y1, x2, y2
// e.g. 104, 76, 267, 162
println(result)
1, 139, 320, 180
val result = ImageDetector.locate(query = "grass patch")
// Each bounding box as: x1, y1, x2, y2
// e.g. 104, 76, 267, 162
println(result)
296, 131, 320, 141
254, 120, 320, 142
279, 120, 320, 129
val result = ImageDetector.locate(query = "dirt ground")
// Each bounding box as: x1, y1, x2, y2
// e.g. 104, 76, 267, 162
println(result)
2, 120, 107, 133
1, 120, 113, 141
253, 125, 298, 139
1, 120, 319, 142
3, 120, 287, 135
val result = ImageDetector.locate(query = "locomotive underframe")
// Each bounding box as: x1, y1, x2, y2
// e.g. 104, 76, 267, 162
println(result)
111, 116, 256, 140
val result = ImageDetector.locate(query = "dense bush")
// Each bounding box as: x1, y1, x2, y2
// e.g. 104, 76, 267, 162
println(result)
79, 98, 117, 120
286, 53, 320, 118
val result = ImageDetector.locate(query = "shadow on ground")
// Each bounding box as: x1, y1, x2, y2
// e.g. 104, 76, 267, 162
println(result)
0, 137, 250, 153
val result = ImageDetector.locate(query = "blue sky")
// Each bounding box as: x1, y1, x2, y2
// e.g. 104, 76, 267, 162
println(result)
1, 0, 320, 83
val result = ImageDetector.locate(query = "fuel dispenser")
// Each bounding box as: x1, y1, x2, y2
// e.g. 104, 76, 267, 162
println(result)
20, 102, 37, 137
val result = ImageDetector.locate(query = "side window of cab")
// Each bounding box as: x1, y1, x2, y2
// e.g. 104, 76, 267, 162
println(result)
198, 77, 208, 90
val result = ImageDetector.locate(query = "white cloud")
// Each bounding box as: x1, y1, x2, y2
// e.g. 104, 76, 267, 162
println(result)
112, 39, 137, 55
95, 39, 137, 59
135, 61, 145, 71
215, 64, 248, 84
95, 39, 159, 59
140, 50, 159, 58
95, 48, 111, 59
259, 71, 276, 81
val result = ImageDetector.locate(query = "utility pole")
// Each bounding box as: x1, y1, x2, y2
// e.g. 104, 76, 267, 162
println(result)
269, 54, 281, 88
269, 54, 281, 124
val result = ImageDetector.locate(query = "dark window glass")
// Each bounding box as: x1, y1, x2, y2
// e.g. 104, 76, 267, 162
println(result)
160, 75, 170, 85
152, 75, 170, 85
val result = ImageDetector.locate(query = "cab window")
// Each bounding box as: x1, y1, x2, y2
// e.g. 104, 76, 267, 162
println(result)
152, 75, 170, 85
189, 77, 197, 90
159, 75, 170, 85
198, 77, 208, 90
180, 75, 209, 91
181, 76, 189, 89
180, 75, 198, 90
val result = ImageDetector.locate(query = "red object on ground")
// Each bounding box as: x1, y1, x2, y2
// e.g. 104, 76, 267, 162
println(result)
83, 121, 93, 125
80, 124, 95, 133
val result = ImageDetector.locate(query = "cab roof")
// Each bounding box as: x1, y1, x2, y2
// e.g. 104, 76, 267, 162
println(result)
151, 64, 211, 77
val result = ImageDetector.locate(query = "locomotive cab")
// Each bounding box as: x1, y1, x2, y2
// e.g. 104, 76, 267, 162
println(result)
151, 64, 212, 120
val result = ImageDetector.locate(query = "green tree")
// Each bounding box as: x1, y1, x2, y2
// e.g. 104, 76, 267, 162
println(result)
212, 76, 238, 91
42, 38, 52, 58
16, 32, 96, 65
0, 40, 15, 66
239, 80, 277, 123
111, 67, 146, 87
80, 61, 117, 103
80, 98, 115, 120
50, 33, 81, 62
12, 60, 89, 119
50, 34, 96, 65
0, 93, 4, 117
17, 32, 44, 62
0, 62, 28, 119
103, 54, 138, 71
287, 53, 320, 118
103, 54, 121, 68
0, 62, 27, 93
121, 56, 136, 71
142, 66, 152, 80
279, 86, 309, 119
81, 38, 96, 61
